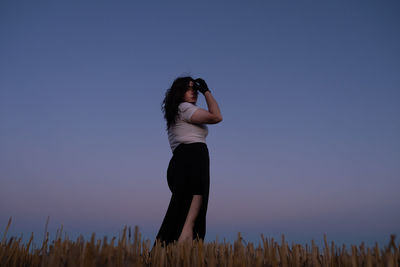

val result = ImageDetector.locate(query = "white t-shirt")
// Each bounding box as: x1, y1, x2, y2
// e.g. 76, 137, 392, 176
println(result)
168, 102, 208, 152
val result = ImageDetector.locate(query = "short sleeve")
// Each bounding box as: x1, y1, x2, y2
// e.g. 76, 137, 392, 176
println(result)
178, 102, 200, 122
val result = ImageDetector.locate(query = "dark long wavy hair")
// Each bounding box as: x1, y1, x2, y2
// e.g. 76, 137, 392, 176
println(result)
161, 76, 194, 130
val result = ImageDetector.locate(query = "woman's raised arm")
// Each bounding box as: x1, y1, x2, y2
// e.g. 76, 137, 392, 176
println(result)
190, 91, 223, 124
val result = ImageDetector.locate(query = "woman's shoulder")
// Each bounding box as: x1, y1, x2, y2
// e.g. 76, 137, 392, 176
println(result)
178, 101, 196, 108
178, 102, 199, 112
178, 102, 200, 122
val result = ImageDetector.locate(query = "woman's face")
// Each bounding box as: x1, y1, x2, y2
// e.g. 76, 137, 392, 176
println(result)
183, 80, 198, 104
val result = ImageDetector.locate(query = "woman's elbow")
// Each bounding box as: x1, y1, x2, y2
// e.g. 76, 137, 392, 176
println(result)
213, 115, 223, 124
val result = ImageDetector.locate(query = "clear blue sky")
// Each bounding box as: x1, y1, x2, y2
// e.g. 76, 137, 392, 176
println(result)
1, 1, 399, 248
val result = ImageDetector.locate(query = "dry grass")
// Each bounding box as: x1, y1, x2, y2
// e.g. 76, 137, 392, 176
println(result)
1, 217, 399, 266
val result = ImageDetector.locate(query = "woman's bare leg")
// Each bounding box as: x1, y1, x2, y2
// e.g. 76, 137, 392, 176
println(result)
178, 195, 202, 242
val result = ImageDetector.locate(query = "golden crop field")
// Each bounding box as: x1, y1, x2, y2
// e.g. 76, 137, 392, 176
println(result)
1, 217, 398, 266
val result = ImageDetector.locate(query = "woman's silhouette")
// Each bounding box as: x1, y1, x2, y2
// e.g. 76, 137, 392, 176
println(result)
155, 76, 222, 246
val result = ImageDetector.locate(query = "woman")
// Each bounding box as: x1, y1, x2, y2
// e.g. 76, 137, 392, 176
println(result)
155, 76, 222, 246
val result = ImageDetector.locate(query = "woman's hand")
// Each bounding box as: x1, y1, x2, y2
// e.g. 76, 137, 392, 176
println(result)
194, 78, 210, 94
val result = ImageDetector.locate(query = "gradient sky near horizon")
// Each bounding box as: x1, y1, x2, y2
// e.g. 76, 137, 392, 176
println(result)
1, 1, 399, 248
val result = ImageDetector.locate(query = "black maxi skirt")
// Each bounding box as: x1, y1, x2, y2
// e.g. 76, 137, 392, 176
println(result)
155, 142, 210, 246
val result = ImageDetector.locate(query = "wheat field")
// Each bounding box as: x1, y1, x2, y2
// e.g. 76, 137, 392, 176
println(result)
1, 217, 398, 266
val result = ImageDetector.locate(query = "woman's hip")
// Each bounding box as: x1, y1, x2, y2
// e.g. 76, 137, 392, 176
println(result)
167, 142, 210, 194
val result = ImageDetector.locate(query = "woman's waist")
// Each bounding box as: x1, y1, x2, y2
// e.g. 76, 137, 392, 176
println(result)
172, 142, 209, 156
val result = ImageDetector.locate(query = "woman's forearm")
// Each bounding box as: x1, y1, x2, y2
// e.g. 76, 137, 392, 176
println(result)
204, 91, 223, 121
